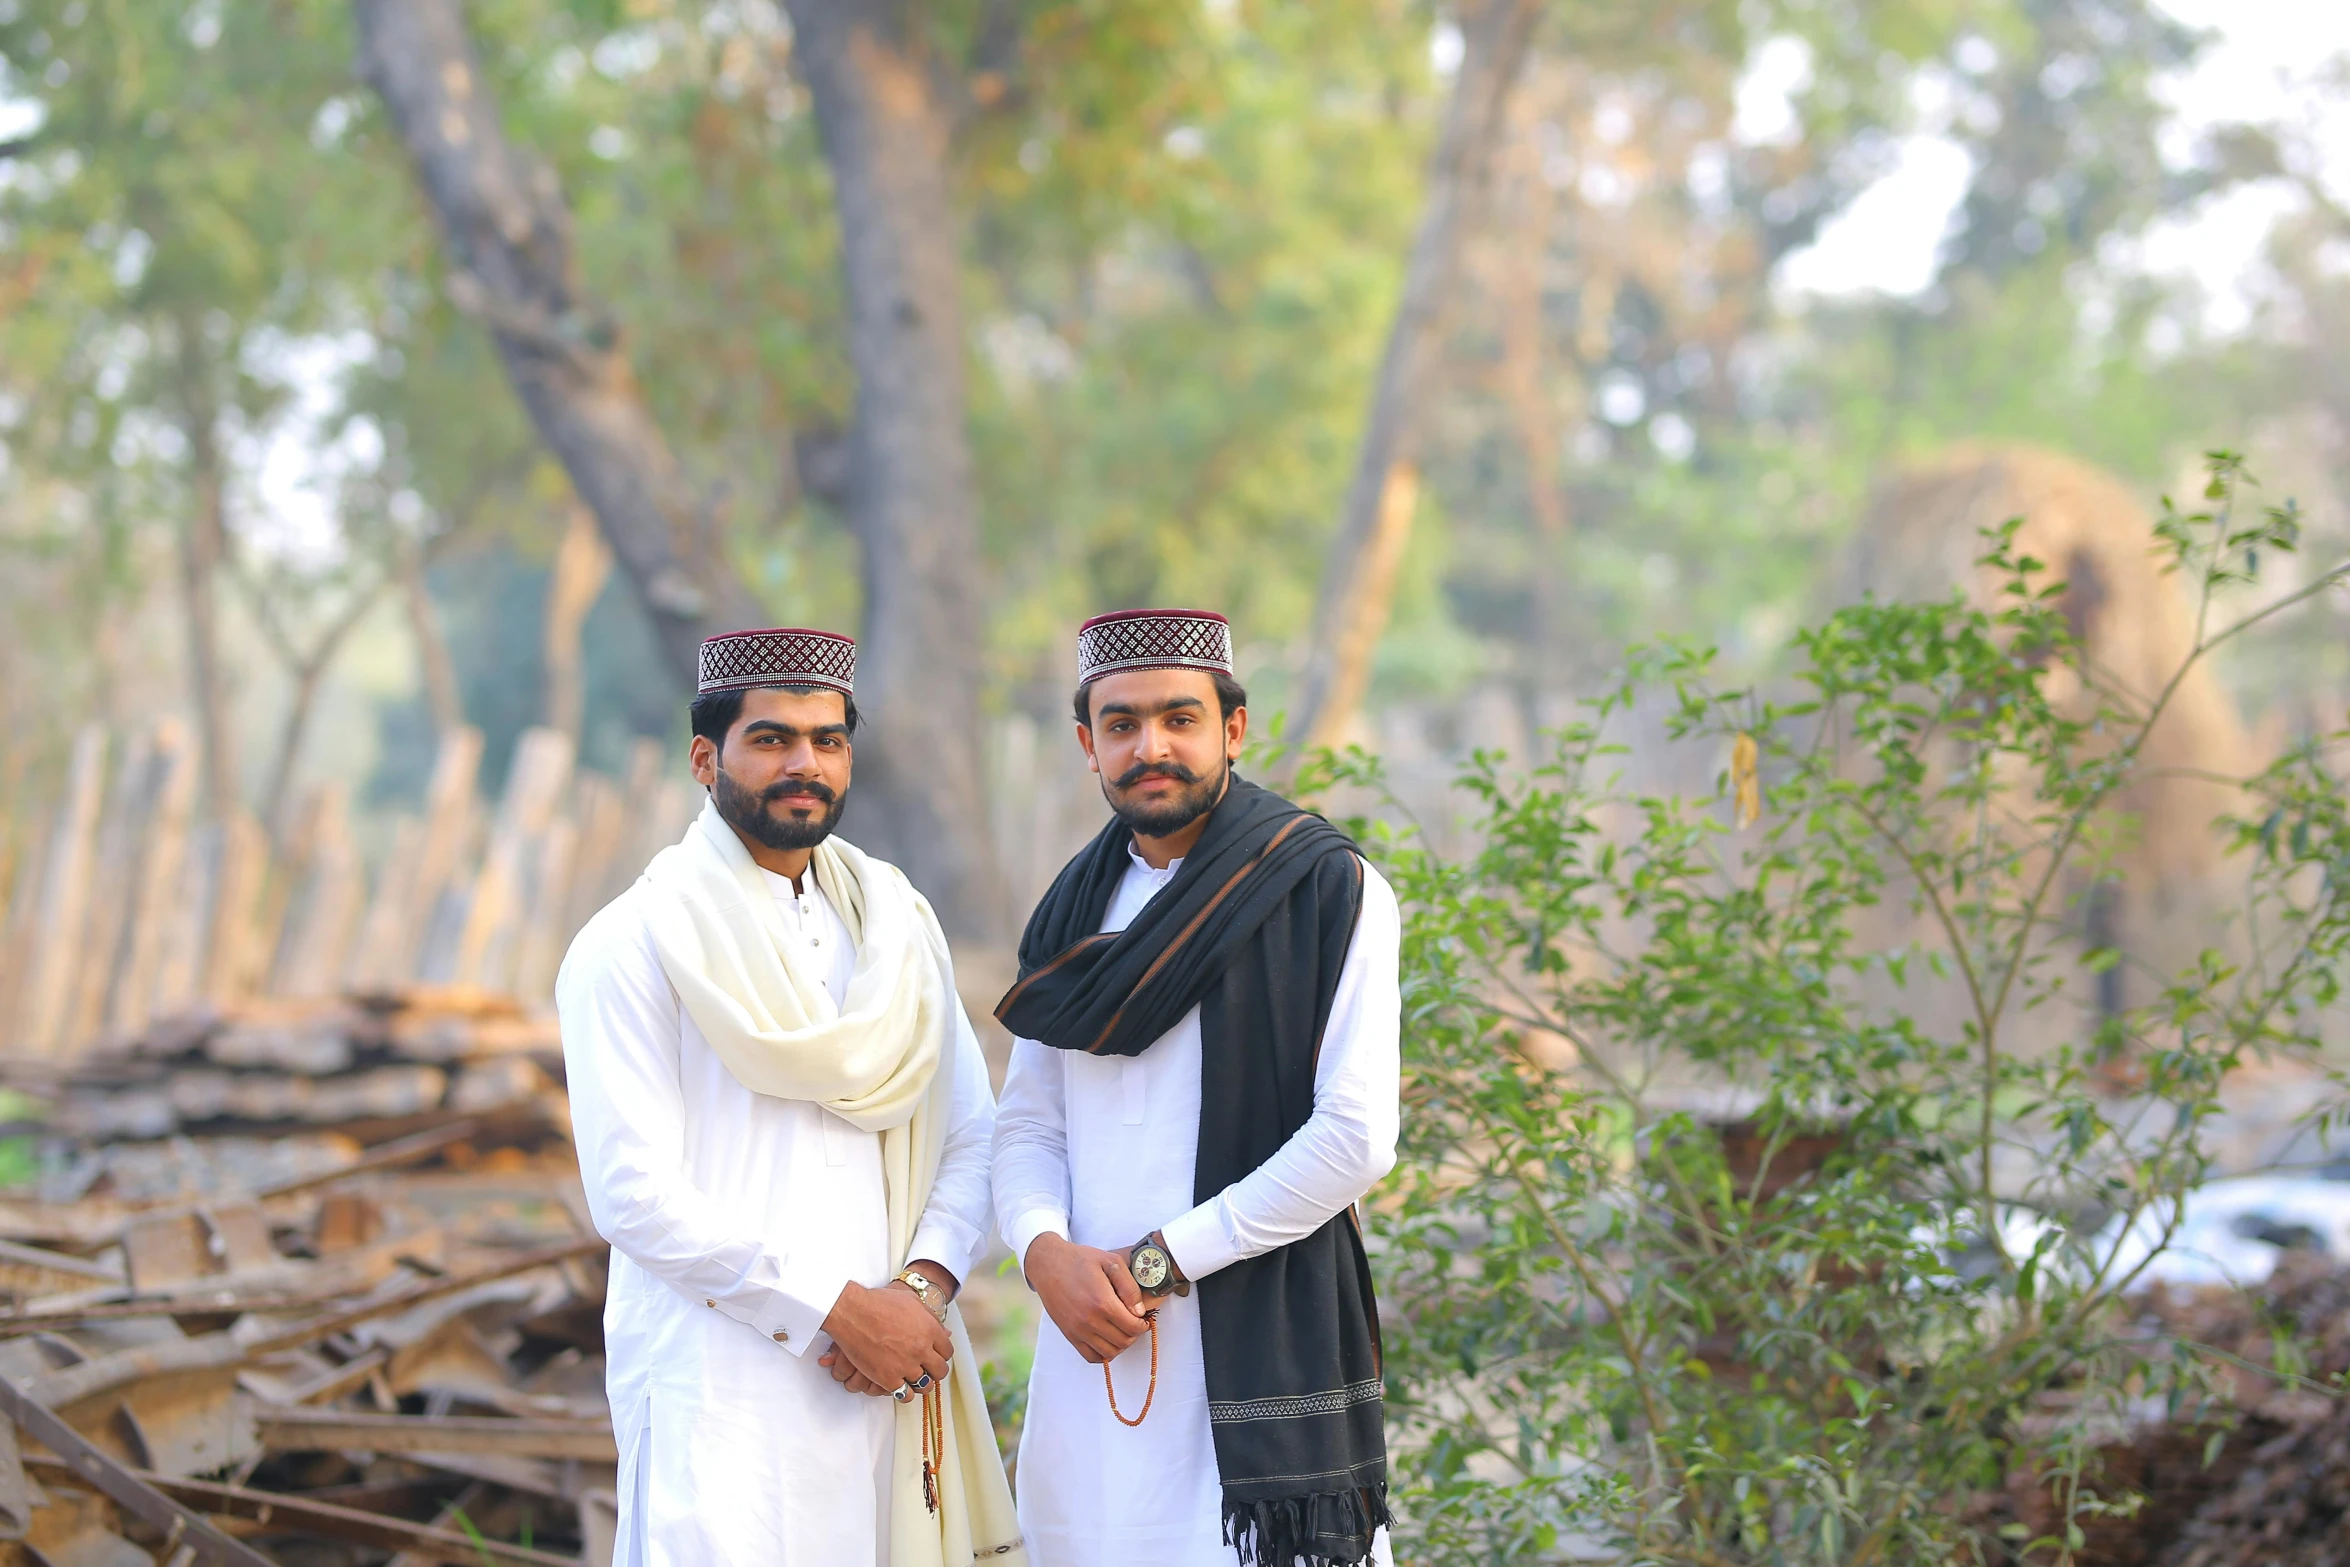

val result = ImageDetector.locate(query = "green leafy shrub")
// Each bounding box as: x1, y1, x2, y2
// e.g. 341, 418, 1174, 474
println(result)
1299, 457, 2350, 1565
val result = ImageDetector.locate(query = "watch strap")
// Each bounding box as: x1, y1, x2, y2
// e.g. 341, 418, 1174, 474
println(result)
894, 1266, 950, 1322
1155, 1230, 1192, 1298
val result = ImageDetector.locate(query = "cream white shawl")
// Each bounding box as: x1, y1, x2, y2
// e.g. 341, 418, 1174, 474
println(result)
640, 800, 1025, 1567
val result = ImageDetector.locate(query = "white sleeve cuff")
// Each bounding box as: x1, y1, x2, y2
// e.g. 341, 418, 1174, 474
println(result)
1158, 1202, 1242, 1282
1005, 1207, 1071, 1284
906, 1214, 984, 1291
761, 1255, 853, 1357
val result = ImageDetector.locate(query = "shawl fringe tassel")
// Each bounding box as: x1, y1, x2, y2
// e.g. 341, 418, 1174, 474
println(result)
1220, 1483, 1393, 1567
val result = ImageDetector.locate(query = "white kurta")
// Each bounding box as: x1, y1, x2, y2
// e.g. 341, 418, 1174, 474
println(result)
993, 846, 1402, 1567
558, 866, 996, 1567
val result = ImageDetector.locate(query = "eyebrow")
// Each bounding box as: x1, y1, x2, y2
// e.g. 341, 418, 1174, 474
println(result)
739, 719, 851, 740
1095, 696, 1207, 720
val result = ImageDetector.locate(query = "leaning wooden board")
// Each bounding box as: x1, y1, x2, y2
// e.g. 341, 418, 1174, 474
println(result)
252, 1406, 618, 1462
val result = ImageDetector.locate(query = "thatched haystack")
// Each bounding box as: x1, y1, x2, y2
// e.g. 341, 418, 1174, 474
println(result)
1842, 445, 2268, 1015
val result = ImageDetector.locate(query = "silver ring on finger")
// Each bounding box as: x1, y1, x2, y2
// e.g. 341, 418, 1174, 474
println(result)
892, 1384, 913, 1403
911, 1373, 933, 1390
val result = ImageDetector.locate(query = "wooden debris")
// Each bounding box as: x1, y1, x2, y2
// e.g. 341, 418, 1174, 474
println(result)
253, 1409, 616, 1462
0, 722, 693, 1564
0, 1105, 606, 1562
0, 1374, 276, 1566
23, 1459, 579, 1567
124, 1207, 279, 1291
25, 990, 566, 1146
0, 1240, 121, 1298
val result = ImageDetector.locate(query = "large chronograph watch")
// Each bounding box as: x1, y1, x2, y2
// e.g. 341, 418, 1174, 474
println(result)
1126, 1231, 1191, 1299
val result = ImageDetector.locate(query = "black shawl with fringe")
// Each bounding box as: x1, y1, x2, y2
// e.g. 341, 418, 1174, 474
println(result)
996, 775, 1390, 1567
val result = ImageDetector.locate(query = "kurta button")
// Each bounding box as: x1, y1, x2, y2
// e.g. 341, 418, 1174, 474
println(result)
705, 1299, 715, 1308
772, 1329, 789, 1343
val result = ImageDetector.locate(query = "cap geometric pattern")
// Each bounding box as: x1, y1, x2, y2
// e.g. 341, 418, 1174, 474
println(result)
1076, 608, 1233, 683
697, 627, 857, 697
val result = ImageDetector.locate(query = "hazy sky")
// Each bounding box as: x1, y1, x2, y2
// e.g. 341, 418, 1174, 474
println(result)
1781, 0, 2350, 322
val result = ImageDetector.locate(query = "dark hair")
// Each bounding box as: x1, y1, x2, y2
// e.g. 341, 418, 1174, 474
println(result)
1073, 668, 1248, 727
690, 684, 861, 747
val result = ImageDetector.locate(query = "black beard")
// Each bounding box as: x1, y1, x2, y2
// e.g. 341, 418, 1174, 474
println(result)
1103, 757, 1228, 839
713, 766, 845, 851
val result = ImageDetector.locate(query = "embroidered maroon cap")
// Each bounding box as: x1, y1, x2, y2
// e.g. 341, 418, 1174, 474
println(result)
1075, 608, 1234, 683
696, 627, 856, 697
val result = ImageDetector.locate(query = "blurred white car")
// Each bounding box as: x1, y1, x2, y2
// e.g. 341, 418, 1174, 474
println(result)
2092, 1174, 2350, 1289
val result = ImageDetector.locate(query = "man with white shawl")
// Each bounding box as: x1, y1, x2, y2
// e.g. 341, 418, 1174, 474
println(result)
557, 626, 1023, 1567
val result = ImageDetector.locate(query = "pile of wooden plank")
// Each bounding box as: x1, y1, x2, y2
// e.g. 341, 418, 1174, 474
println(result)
17, 989, 567, 1158
0, 1111, 613, 1566
0, 723, 698, 1063
0, 856, 620, 1567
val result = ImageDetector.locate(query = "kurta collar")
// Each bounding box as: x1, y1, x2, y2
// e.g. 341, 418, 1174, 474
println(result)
756, 865, 822, 906
1125, 842, 1185, 880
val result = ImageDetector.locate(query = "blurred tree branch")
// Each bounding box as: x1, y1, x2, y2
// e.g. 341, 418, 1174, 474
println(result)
543, 502, 613, 744
351, 0, 766, 683
230, 561, 392, 840
172, 323, 240, 821
1291, 0, 1544, 750
398, 543, 464, 742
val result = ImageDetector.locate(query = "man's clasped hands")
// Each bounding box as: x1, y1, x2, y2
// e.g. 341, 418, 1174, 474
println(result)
817, 1236, 1159, 1397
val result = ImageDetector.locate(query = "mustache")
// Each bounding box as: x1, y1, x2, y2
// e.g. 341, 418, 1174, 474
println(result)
761, 780, 838, 804
1112, 761, 1203, 790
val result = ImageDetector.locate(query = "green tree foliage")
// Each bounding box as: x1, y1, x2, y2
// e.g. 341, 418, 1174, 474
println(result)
2, 0, 2336, 800
0, 0, 432, 797
1429, 0, 2289, 694
1296, 458, 2350, 1562
973, 1, 1437, 694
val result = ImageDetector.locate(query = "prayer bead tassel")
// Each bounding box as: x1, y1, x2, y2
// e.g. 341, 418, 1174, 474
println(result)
1104, 1310, 1160, 1427
921, 1378, 944, 1513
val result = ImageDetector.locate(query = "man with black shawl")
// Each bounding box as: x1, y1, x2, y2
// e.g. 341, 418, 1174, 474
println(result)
993, 609, 1401, 1567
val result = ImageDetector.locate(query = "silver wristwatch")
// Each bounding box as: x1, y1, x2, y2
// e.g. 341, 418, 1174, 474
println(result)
894, 1266, 950, 1322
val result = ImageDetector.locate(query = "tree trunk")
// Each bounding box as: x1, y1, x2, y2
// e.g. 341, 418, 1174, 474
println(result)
353, 0, 765, 683
357, 0, 1003, 938
784, 0, 1004, 941
399, 545, 465, 736
1493, 126, 1574, 685
543, 502, 613, 743
1289, 0, 1542, 748
175, 332, 238, 818
1303, 464, 1420, 752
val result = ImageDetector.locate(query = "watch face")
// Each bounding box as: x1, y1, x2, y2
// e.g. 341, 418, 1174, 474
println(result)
1132, 1245, 1170, 1291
